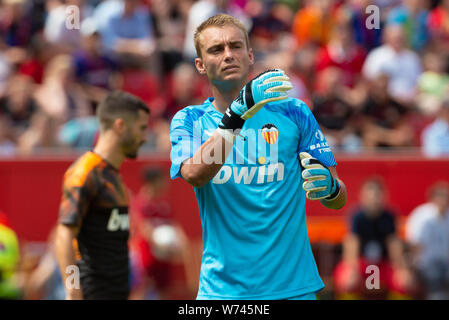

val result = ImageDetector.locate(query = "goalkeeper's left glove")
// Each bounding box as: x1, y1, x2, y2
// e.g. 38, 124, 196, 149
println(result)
300, 152, 341, 200
218, 69, 292, 131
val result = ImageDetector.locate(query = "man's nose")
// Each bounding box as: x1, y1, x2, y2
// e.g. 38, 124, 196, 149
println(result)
223, 46, 234, 61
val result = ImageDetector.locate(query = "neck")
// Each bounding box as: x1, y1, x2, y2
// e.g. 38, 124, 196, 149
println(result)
93, 132, 124, 170
210, 79, 246, 114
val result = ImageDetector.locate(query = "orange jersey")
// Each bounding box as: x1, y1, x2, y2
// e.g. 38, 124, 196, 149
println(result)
58, 151, 130, 299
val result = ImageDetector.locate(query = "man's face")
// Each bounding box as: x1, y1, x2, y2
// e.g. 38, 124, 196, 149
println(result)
195, 25, 254, 87
360, 183, 385, 216
433, 187, 449, 213
120, 109, 149, 159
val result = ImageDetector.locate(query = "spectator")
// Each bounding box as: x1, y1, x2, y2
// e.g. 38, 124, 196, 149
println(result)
16, 111, 59, 155
163, 62, 208, 121
291, 43, 319, 96
386, 0, 430, 52
150, 0, 189, 73
129, 167, 189, 299
57, 116, 99, 150
362, 24, 422, 104
406, 182, 449, 299
421, 97, 449, 157
0, 43, 11, 96
43, 0, 94, 52
33, 54, 91, 125
73, 18, 117, 103
316, 23, 367, 89
292, 0, 338, 48
416, 50, 449, 116
116, 57, 165, 119
341, 0, 382, 51
0, 117, 16, 156
249, 1, 294, 60
311, 67, 361, 152
263, 50, 310, 106
427, 0, 449, 53
18, 34, 52, 85
360, 74, 415, 149
333, 178, 415, 299
0, 74, 38, 139
0, 0, 32, 47
93, 0, 156, 58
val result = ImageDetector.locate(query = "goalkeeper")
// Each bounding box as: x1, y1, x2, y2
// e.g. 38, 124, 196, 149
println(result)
170, 14, 347, 300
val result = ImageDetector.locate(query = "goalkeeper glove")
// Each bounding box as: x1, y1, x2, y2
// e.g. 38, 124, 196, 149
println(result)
219, 69, 292, 131
300, 152, 341, 200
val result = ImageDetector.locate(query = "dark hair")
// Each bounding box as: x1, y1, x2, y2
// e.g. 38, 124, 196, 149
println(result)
362, 176, 385, 191
97, 91, 150, 130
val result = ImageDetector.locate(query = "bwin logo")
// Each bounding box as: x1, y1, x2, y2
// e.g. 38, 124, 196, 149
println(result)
212, 163, 284, 185
107, 208, 129, 231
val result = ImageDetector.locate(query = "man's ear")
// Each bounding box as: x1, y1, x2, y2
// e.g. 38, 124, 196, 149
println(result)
113, 118, 126, 134
248, 48, 254, 66
195, 57, 207, 75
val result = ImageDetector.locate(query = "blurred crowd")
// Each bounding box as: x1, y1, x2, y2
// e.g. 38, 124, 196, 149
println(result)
0, 0, 449, 156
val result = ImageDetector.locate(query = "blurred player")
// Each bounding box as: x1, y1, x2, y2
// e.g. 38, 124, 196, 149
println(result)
406, 182, 449, 299
333, 178, 415, 299
169, 14, 347, 300
129, 167, 188, 299
55, 91, 150, 300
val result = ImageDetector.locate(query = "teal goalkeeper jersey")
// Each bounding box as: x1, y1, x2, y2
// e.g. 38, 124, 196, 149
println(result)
170, 97, 337, 299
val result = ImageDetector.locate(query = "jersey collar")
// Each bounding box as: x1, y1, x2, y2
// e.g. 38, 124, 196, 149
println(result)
203, 97, 225, 116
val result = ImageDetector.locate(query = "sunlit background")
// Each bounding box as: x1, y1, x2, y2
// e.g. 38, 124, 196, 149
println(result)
0, 0, 449, 300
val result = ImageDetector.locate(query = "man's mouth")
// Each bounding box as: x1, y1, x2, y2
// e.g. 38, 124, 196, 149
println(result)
222, 65, 239, 72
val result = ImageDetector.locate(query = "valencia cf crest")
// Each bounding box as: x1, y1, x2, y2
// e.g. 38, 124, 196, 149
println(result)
261, 124, 279, 144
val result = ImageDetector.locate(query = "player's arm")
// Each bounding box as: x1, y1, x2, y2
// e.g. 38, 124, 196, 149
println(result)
181, 131, 233, 187
343, 233, 360, 265
300, 152, 347, 210
54, 224, 82, 300
181, 69, 292, 188
54, 166, 98, 299
386, 234, 408, 269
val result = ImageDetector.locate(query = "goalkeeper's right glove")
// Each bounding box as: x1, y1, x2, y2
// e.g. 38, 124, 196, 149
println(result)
300, 152, 341, 201
218, 69, 292, 132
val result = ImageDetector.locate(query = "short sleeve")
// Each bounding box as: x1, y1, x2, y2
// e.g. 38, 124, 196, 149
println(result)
350, 211, 363, 236
382, 211, 396, 237
288, 99, 337, 167
58, 168, 99, 228
169, 109, 197, 180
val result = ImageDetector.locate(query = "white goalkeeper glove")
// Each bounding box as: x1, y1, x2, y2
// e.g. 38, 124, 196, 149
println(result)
300, 152, 341, 201
218, 69, 292, 131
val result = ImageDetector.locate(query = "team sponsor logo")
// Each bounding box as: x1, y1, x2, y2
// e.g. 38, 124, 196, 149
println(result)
261, 124, 279, 145
212, 162, 284, 185
106, 208, 129, 231
309, 129, 331, 154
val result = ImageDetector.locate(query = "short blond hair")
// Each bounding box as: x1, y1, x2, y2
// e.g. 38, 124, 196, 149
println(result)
194, 14, 250, 58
